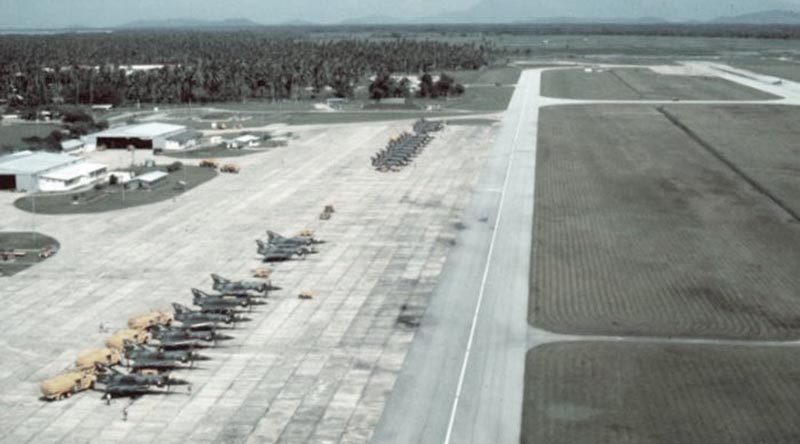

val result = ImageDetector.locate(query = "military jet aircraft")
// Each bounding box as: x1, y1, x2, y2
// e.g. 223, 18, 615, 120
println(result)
94, 365, 189, 404
123, 340, 206, 364
191, 288, 258, 313
266, 230, 325, 247
149, 325, 233, 349
172, 303, 238, 327
256, 240, 313, 262
211, 274, 280, 295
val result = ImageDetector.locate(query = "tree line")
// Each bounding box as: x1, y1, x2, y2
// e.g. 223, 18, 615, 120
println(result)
0, 31, 487, 109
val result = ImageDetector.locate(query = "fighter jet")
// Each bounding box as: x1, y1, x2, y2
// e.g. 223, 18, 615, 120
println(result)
94, 365, 189, 404
172, 303, 238, 327
266, 230, 325, 247
149, 325, 233, 349
256, 240, 313, 262
211, 274, 280, 296
191, 288, 258, 313
122, 340, 206, 364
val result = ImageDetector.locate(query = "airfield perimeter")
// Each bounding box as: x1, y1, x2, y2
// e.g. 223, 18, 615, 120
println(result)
0, 118, 496, 443
2, 59, 800, 444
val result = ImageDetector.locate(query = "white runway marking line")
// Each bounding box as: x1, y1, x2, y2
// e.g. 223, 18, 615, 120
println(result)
443, 75, 533, 444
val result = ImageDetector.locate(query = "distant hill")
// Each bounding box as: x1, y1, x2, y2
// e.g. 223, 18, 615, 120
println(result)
119, 18, 263, 29
712, 10, 800, 24
425, 0, 799, 23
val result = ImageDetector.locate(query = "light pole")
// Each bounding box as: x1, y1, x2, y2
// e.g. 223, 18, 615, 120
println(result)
31, 174, 38, 246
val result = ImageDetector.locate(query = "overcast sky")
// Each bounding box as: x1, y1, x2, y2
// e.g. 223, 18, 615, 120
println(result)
2, 0, 800, 29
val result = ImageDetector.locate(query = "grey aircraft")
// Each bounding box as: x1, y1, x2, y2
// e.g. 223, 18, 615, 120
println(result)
149, 325, 233, 349
191, 288, 257, 313
94, 365, 189, 404
256, 240, 313, 262
266, 230, 325, 247
122, 340, 205, 364
172, 303, 238, 327
211, 274, 281, 295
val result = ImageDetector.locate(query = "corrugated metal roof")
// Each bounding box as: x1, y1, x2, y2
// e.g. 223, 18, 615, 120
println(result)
61, 139, 85, 150
40, 162, 107, 181
0, 151, 80, 175
92, 122, 186, 139
135, 171, 168, 183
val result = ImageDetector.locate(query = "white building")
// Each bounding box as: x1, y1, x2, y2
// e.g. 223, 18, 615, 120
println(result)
89, 122, 199, 152
227, 134, 260, 149
0, 151, 107, 192
60, 139, 85, 153
127, 171, 168, 189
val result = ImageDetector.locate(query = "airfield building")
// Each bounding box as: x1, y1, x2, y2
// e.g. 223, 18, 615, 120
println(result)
0, 151, 107, 192
90, 123, 199, 152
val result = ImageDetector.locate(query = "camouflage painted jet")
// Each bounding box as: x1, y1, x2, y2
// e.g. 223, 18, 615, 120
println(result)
191, 288, 257, 313
122, 340, 205, 364
94, 365, 189, 404
172, 303, 238, 327
211, 274, 281, 295
149, 325, 233, 349
266, 230, 325, 247
256, 240, 313, 262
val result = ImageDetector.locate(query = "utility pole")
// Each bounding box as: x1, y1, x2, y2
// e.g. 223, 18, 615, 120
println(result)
31, 175, 38, 246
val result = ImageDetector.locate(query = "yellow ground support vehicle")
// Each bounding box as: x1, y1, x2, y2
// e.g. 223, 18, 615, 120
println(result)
298, 290, 318, 300
220, 164, 240, 174
105, 329, 151, 350
75, 348, 122, 370
297, 229, 315, 238
40, 369, 96, 401
200, 159, 219, 169
252, 267, 272, 278
128, 310, 173, 330
319, 205, 335, 220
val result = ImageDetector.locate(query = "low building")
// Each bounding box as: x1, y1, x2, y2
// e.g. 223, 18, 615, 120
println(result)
60, 139, 85, 153
0, 150, 106, 192
38, 162, 107, 192
164, 130, 202, 151
90, 122, 194, 152
127, 171, 168, 189
227, 135, 260, 149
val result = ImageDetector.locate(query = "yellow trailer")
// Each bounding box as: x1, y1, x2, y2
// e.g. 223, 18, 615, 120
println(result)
40, 369, 96, 401
105, 329, 150, 350
128, 310, 173, 330
75, 348, 122, 370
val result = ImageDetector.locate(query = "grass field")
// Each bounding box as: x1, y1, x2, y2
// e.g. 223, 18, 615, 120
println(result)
541, 67, 778, 100
0, 232, 59, 277
0, 123, 61, 151
14, 165, 217, 214
523, 342, 800, 444
726, 57, 800, 82
660, 105, 800, 215
530, 104, 800, 339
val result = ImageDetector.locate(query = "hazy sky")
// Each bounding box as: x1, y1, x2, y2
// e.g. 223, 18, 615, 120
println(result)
2, 0, 800, 29
1, 0, 481, 28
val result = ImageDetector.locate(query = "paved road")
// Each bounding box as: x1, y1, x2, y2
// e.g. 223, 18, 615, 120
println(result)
371, 69, 541, 444
372, 62, 800, 444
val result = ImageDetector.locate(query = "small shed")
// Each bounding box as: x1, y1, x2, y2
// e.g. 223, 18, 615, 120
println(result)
128, 171, 168, 189
227, 135, 260, 149
60, 139, 85, 153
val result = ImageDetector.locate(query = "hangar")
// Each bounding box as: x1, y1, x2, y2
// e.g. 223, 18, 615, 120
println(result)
90, 123, 199, 152
0, 151, 107, 192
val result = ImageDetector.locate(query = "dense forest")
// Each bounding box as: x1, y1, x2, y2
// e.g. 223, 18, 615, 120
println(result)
0, 32, 488, 108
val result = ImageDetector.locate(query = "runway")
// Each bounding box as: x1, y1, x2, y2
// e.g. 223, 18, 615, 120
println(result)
371, 63, 800, 443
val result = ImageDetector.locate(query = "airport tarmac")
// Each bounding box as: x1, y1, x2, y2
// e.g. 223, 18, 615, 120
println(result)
0, 120, 496, 443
